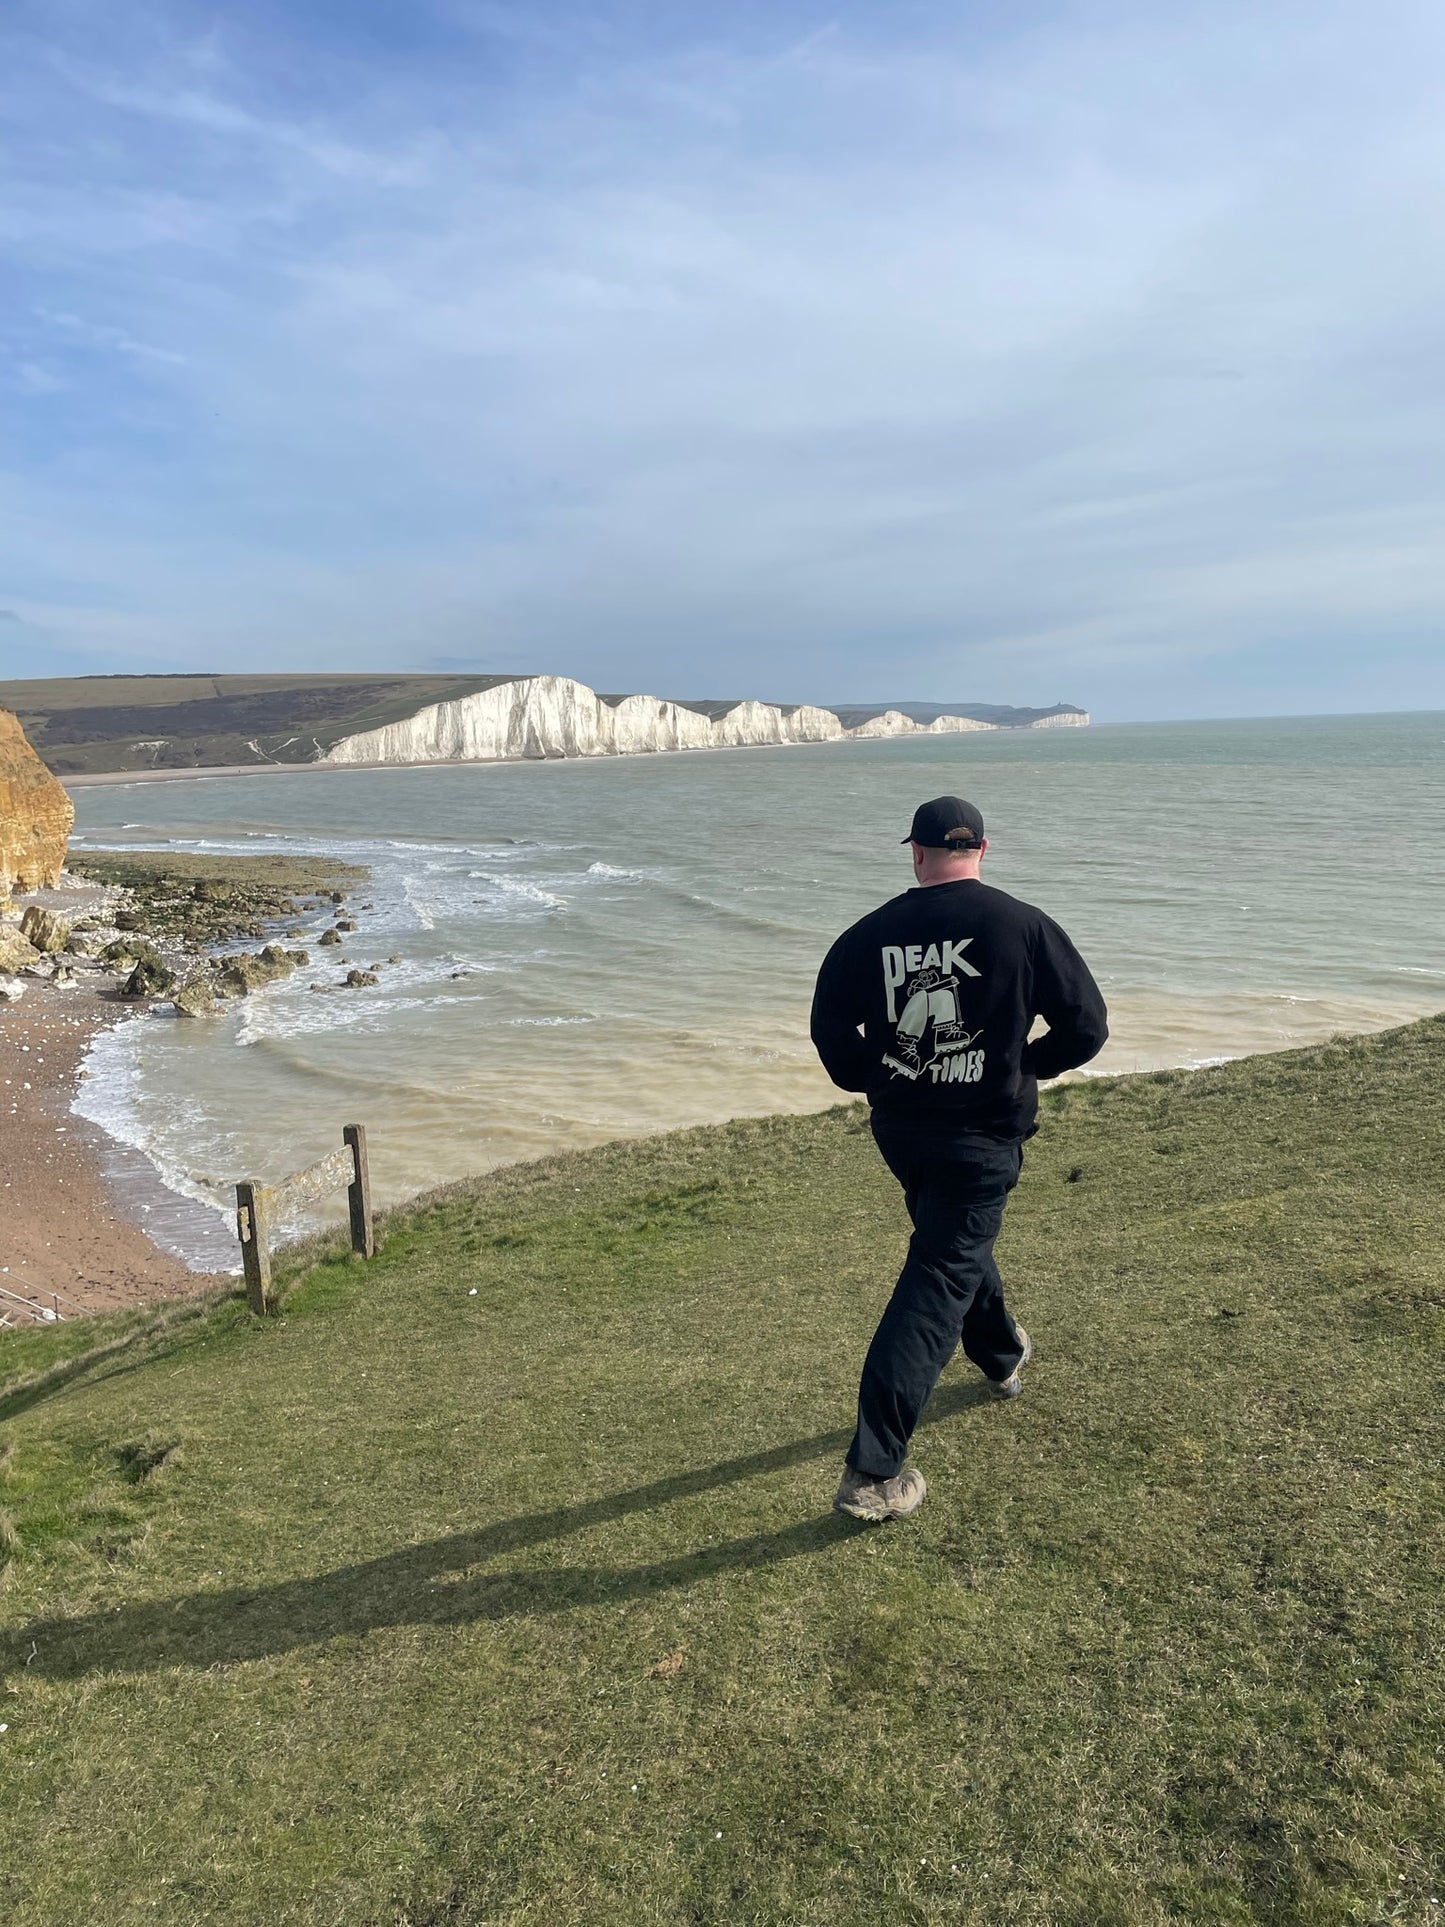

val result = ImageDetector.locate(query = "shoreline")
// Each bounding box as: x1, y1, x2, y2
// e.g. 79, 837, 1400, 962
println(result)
0, 853, 367, 1322
58, 734, 873, 789
59, 716, 1100, 790
0, 976, 226, 1320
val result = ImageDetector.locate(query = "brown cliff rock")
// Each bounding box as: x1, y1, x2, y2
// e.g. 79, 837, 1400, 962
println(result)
0, 707, 73, 896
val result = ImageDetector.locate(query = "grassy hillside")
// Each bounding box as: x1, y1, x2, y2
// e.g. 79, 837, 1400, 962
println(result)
2, 1018, 1443, 1925
0, 673, 521, 774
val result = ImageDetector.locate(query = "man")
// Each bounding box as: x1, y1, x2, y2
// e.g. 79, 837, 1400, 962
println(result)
810, 796, 1108, 1523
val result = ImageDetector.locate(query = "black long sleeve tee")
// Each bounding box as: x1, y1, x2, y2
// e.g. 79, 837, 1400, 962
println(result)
810, 877, 1108, 1143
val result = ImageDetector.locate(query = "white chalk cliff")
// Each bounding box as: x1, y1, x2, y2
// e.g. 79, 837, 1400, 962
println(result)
322, 677, 1023, 768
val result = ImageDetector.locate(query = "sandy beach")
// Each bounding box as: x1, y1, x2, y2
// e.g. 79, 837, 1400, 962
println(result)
0, 978, 220, 1320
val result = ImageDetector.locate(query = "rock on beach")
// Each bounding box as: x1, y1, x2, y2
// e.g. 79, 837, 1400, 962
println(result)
20, 905, 71, 953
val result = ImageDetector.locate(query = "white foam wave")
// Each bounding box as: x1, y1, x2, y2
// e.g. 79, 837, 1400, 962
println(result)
401, 874, 436, 930
233, 955, 503, 1044
468, 872, 566, 910
503, 1013, 599, 1028
71, 1023, 238, 1235
244, 993, 411, 1040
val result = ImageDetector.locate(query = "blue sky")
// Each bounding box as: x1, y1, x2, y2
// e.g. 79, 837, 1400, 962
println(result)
2, 0, 1443, 720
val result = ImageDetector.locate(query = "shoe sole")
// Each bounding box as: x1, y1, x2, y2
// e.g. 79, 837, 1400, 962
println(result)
833, 1481, 927, 1524
990, 1327, 1033, 1399
834, 1494, 890, 1522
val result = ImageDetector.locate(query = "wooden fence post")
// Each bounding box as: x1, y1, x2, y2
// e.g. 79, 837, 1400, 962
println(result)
236, 1180, 273, 1314
234, 1128, 373, 1302
344, 1123, 374, 1258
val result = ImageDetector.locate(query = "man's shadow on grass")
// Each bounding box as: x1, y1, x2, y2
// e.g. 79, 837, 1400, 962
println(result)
4, 1381, 993, 1682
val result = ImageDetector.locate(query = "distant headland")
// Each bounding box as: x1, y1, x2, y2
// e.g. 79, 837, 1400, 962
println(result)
0, 673, 1089, 779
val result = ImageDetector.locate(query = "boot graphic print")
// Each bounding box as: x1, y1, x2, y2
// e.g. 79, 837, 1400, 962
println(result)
883, 965, 980, 1081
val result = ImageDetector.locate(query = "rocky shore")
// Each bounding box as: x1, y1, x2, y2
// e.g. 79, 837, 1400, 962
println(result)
0, 850, 372, 1321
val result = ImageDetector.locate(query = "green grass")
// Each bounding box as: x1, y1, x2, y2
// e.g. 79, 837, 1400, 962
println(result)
2, 1019, 1444, 1925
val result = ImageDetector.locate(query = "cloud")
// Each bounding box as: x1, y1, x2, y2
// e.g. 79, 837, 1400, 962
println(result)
9, 361, 68, 396
56, 62, 433, 187
1, 0, 1444, 717
38, 309, 189, 365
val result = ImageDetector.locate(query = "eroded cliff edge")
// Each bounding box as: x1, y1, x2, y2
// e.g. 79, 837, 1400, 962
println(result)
0, 705, 73, 897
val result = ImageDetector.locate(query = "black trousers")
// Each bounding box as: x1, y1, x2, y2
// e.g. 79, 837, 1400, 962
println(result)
847, 1126, 1025, 1480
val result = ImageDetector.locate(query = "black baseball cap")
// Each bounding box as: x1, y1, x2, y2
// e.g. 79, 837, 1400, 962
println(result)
902, 796, 986, 849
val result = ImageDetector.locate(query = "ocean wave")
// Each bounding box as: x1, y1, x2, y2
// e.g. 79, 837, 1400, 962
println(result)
386, 837, 541, 857
502, 1013, 599, 1028
241, 995, 412, 1041
666, 888, 814, 939
466, 872, 567, 910
564, 865, 812, 938
401, 874, 437, 931
70, 1024, 239, 1236
403, 873, 538, 928
233, 957, 504, 1045
79, 827, 555, 865
238, 1033, 492, 1099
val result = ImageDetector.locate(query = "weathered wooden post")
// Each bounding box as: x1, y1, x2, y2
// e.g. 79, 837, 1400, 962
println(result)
235, 1179, 273, 1315
233, 1126, 373, 1309
344, 1123, 374, 1258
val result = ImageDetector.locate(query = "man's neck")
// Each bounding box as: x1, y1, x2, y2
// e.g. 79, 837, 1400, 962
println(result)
915, 860, 982, 889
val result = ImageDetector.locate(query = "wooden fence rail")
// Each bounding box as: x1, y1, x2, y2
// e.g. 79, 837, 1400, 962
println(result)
235, 1122, 373, 1314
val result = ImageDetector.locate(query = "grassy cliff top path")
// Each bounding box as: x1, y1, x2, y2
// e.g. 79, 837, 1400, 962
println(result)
2, 1017, 1443, 1924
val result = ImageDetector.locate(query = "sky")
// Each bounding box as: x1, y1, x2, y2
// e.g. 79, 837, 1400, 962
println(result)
3, 0, 1444, 721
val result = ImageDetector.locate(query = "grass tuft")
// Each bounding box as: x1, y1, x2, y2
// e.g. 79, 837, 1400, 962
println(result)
115, 1434, 181, 1484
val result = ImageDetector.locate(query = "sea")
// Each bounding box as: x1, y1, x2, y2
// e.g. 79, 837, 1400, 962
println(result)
68, 713, 1445, 1267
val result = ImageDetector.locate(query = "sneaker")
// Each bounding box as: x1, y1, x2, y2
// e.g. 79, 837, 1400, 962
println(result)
832, 1465, 927, 1522
989, 1325, 1032, 1399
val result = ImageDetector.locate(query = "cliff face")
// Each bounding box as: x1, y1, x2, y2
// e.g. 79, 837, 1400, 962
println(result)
848, 709, 994, 740
0, 706, 73, 897
322, 677, 998, 769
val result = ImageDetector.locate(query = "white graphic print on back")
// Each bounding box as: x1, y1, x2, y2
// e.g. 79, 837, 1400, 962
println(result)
880, 940, 986, 1083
